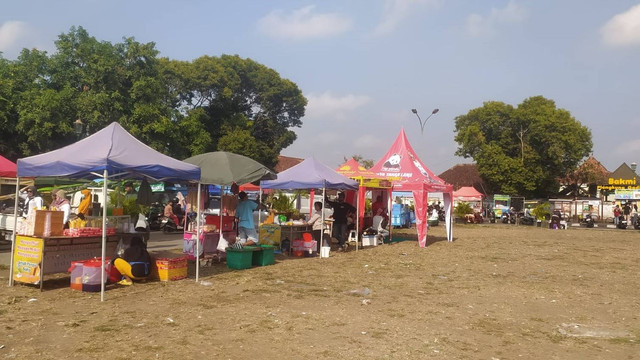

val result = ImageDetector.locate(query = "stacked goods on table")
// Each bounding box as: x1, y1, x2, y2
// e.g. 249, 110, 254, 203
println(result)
154, 256, 188, 281
63, 227, 116, 237
17, 210, 64, 237
63, 217, 116, 237
291, 238, 317, 257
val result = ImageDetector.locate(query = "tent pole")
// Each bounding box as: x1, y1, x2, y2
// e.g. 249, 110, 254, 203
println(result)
196, 182, 201, 282
8, 177, 20, 286
258, 187, 262, 243
388, 189, 393, 244
100, 170, 107, 302
355, 187, 359, 252
321, 185, 326, 256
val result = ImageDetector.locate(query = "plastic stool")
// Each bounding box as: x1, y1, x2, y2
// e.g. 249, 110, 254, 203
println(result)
347, 230, 357, 243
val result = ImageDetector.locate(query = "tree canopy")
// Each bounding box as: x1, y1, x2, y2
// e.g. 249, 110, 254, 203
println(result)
0, 26, 307, 169
454, 96, 592, 198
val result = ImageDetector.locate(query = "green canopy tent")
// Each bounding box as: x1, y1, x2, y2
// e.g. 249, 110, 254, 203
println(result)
183, 152, 276, 281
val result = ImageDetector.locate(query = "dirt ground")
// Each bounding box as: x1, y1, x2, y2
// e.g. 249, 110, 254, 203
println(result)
0, 224, 639, 359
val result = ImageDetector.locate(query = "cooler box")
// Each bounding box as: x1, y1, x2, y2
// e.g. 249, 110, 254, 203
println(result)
81, 258, 111, 292
155, 256, 187, 281
252, 245, 275, 266
362, 235, 378, 247
226, 247, 254, 269
68, 260, 87, 290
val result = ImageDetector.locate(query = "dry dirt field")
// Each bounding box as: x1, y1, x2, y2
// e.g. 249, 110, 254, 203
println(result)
1, 224, 639, 359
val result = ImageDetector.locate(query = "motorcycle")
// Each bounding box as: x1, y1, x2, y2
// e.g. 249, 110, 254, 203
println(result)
147, 202, 164, 231
633, 216, 640, 230
616, 215, 628, 229
160, 215, 181, 233
488, 211, 496, 223
520, 212, 536, 226
583, 213, 595, 228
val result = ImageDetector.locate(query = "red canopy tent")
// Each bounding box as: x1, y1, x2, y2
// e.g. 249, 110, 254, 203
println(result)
453, 186, 484, 201
0, 155, 17, 178
369, 128, 454, 246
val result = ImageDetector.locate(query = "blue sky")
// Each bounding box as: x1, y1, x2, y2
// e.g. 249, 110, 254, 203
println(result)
2, 0, 640, 174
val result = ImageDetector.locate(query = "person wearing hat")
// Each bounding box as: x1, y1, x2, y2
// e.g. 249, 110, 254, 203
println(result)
123, 181, 137, 200
19, 185, 44, 218
234, 191, 264, 247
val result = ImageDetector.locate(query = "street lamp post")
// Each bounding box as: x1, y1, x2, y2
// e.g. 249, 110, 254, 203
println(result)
74, 119, 84, 138
411, 108, 439, 134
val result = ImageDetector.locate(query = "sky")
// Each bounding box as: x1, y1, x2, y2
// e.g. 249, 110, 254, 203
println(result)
2, 0, 640, 174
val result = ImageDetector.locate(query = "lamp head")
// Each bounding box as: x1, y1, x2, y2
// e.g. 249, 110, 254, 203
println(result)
411, 109, 417, 114
432, 108, 439, 115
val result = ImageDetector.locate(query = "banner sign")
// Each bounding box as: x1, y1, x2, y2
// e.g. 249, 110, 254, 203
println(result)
12, 236, 43, 285
614, 189, 640, 200
259, 224, 281, 246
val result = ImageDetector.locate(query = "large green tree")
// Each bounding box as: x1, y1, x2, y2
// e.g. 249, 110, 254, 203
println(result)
454, 96, 592, 197
0, 27, 307, 170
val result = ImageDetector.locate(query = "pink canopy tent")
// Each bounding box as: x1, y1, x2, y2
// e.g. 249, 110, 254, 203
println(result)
369, 128, 454, 246
0, 155, 17, 178
453, 186, 484, 201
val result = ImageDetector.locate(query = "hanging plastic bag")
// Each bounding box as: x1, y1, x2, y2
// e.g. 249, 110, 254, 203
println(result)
217, 237, 229, 252
135, 213, 148, 231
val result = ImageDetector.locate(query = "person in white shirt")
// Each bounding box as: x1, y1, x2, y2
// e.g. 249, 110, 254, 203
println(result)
19, 185, 43, 218
372, 207, 389, 237
55, 189, 71, 226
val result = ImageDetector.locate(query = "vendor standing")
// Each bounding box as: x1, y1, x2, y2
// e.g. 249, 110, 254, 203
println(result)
326, 192, 356, 251
235, 191, 263, 246
19, 185, 43, 218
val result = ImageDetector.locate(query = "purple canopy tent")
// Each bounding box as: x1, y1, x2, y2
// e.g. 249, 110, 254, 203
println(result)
13, 122, 201, 301
261, 157, 358, 253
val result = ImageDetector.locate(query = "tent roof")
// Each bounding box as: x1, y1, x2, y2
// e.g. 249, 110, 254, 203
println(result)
183, 151, 276, 186
335, 158, 379, 179
453, 186, 484, 200
0, 154, 17, 178
17, 122, 200, 181
261, 157, 358, 190
369, 128, 452, 192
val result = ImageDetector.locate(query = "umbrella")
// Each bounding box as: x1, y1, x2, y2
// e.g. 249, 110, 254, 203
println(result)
183, 152, 276, 185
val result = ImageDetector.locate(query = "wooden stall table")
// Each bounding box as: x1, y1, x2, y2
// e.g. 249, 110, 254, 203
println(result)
11, 232, 141, 290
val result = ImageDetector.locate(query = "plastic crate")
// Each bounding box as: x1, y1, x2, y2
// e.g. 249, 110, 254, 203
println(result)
156, 256, 187, 281
253, 245, 275, 266
226, 247, 254, 269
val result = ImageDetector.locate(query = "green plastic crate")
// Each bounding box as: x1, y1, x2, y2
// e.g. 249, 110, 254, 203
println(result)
253, 245, 275, 266
226, 247, 254, 269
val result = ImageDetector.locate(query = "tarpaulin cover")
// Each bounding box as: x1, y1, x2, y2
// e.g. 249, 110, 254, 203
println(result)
0, 155, 17, 178
17, 122, 200, 181
261, 157, 357, 190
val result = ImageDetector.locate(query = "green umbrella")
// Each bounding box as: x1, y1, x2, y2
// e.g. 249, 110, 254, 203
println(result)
183, 152, 276, 185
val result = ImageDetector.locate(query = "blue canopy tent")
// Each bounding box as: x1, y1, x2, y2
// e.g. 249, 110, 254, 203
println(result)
261, 157, 358, 253
12, 122, 201, 300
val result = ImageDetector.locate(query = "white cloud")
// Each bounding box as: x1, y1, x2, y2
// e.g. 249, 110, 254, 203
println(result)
0, 21, 32, 56
374, 0, 440, 36
466, 1, 526, 38
257, 5, 352, 40
305, 92, 371, 121
614, 138, 640, 155
353, 134, 382, 150
601, 4, 640, 47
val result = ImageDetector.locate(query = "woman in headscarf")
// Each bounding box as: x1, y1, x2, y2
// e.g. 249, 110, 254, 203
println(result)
19, 185, 44, 218
113, 236, 151, 286
76, 189, 92, 218
55, 189, 71, 227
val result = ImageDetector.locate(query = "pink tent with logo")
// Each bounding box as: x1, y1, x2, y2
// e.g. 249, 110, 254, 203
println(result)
369, 128, 453, 246
453, 186, 484, 201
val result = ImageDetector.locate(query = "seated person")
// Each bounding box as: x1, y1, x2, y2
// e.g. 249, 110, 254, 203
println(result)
113, 236, 151, 286
372, 208, 389, 237
164, 198, 182, 229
